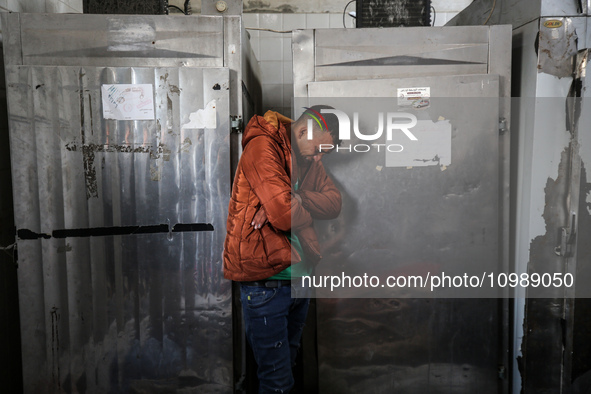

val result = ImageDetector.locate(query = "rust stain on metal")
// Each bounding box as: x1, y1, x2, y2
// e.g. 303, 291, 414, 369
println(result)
57, 243, 72, 253
66, 143, 154, 154
82, 148, 97, 199
162, 147, 171, 161
150, 161, 161, 181
538, 23, 578, 77
66, 142, 164, 198
180, 137, 192, 153
541, 48, 552, 59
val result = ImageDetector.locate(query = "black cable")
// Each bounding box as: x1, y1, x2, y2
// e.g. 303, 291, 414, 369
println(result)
431, 5, 436, 26
168, 4, 186, 14
184, 0, 191, 15
343, 0, 356, 29
483, 0, 497, 25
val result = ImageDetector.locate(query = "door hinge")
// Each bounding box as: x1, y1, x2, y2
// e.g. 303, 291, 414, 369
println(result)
498, 365, 507, 380
555, 212, 577, 257
499, 117, 507, 134
231, 116, 243, 134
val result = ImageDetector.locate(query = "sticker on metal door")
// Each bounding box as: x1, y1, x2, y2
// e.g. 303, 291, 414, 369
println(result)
397, 87, 430, 109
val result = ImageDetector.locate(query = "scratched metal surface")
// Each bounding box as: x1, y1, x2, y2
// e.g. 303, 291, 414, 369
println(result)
14, 13, 224, 68
304, 76, 501, 300
293, 26, 512, 393
5, 65, 232, 393
315, 298, 501, 394
306, 80, 503, 392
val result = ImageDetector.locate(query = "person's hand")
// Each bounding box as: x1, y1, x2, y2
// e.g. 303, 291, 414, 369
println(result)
251, 207, 268, 230
293, 192, 302, 204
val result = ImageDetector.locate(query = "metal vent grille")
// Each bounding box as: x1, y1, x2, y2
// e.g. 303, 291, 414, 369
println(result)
83, 0, 167, 14
356, 0, 432, 28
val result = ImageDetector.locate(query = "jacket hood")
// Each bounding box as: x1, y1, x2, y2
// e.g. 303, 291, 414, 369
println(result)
242, 111, 293, 150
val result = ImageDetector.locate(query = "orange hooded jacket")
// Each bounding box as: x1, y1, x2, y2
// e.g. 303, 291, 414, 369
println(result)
223, 111, 342, 281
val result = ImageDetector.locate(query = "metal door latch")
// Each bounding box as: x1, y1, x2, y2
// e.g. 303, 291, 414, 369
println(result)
555, 212, 577, 257
231, 116, 243, 133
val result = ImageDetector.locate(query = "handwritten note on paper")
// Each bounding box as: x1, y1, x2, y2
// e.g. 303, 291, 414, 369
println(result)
101, 84, 155, 120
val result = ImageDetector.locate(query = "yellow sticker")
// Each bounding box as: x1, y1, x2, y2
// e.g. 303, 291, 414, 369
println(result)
544, 20, 563, 28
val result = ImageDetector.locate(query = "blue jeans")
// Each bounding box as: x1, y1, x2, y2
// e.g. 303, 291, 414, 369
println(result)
240, 282, 310, 394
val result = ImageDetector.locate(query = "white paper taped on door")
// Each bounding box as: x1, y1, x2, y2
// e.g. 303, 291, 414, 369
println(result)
101, 84, 155, 120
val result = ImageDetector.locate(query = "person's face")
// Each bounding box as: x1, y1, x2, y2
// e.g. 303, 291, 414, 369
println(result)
294, 124, 334, 163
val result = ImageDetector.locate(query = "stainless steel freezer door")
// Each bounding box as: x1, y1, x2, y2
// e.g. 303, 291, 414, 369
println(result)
302, 74, 504, 392
305, 74, 501, 298
6, 66, 232, 393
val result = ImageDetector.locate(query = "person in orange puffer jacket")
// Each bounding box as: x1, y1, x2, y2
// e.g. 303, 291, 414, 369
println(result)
223, 105, 342, 393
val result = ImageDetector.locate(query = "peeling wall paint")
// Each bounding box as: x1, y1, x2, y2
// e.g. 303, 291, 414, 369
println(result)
578, 56, 591, 197
526, 74, 573, 241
